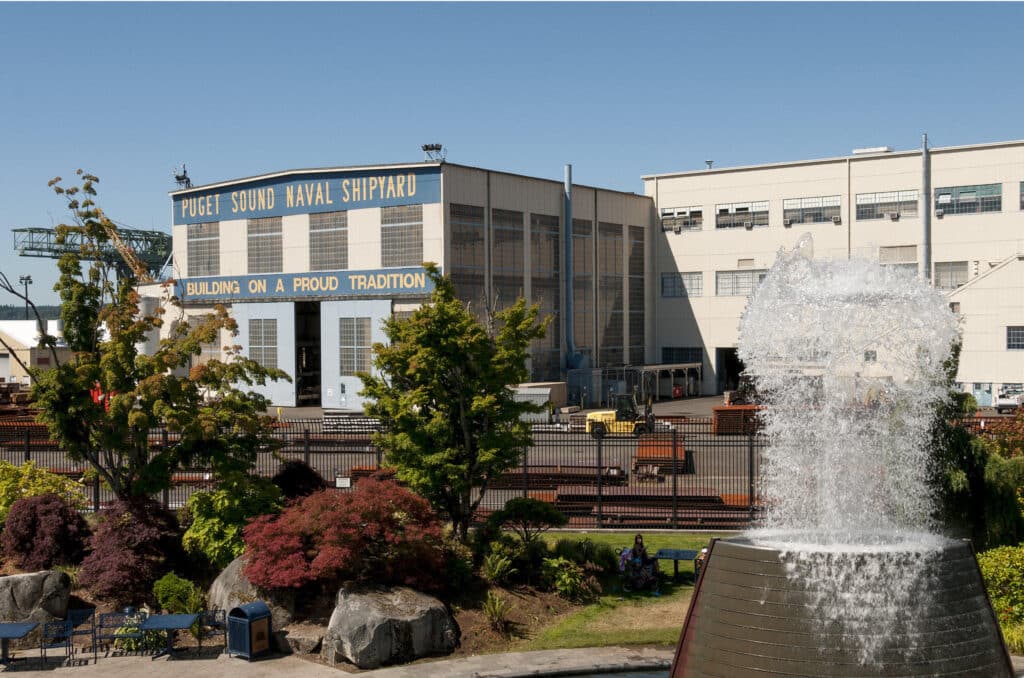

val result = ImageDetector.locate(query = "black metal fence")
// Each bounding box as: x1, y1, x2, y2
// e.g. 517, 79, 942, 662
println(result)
0, 416, 764, 529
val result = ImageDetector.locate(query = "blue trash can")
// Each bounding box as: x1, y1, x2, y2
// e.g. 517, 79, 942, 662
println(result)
227, 601, 272, 660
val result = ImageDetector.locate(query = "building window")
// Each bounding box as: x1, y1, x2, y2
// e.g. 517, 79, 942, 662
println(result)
450, 204, 486, 316
783, 196, 841, 224
573, 218, 594, 358
1008, 326, 1024, 350
716, 269, 768, 296
247, 217, 282, 274
381, 204, 423, 267
661, 272, 702, 297
934, 261, 968, 290
935, 184, 1001, 215
716, 201, 769, 229
660, 206, 702, 232
187, 222, 220, 277
949, 302, 961, 314
627, 225, 645, 366
492, 208, 524, 313
856, 190, 919, 220
530, 213, 561, 381
309, 211, 348, 271
339, 317, 372, 376
1020, 181, 1024, 210
248, 319, 277, 370
663, 347, 702, 364
598, 222, 624, 367
879, 245, 917, 274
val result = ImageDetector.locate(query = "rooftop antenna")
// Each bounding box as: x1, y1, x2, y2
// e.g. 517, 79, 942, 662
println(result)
705, 160, 714, 170
422, 144, 446, 162
173, 164, 192, 189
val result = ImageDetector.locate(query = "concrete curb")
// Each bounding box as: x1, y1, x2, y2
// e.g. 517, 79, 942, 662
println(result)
356, 647, 674, 677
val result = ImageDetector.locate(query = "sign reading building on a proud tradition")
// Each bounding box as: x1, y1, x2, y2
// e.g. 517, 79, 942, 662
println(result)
172, 166, 441, 225
176, 267, 435, 303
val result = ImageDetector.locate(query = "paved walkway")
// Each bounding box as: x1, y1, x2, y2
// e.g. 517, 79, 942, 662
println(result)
3, 646, 1023, 677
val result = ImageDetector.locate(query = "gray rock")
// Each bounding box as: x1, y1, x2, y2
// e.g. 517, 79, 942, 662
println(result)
320, 587, 459, 669
277, 624, 324, 655
0, 571, 70, 623
207, 556, 295, 632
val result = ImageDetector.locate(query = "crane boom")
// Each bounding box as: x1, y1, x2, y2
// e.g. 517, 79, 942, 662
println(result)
13, 226, 172, 281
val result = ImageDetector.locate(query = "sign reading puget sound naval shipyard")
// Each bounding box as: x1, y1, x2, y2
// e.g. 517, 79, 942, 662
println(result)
176, 267, 434, 303
172, 166, 441, 225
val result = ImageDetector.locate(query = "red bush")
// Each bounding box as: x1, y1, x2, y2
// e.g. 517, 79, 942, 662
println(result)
78, 498, 184, 606
1, 493, 90, 570
243, 477, 444, 591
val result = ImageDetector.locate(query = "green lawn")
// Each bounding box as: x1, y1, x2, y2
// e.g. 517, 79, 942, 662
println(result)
515, 531, 726, 650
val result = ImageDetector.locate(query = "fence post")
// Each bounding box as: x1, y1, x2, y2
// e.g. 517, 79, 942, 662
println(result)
595, 437, 603, 529
93, 473, 100, 513
23, 429, 31, 464
748, 432, 756, 526
521, 444, 528, 499
671, 428, 678, 529
303, 429, 311, 467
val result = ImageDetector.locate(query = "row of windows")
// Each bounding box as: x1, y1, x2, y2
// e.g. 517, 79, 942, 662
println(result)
661, 182, 1022, 233
186, 206, 423, 277
661, 259, 972, 297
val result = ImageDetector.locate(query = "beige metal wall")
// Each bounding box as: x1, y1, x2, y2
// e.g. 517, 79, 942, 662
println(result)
645, 140, 1024, 394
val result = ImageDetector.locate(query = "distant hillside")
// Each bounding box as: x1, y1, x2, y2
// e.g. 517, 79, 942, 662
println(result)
0, 305, 62, 321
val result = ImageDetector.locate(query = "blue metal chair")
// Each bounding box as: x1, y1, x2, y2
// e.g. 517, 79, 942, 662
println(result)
198, 609, 227, 652
68, 608, 97, 663
40, 619, 73, 666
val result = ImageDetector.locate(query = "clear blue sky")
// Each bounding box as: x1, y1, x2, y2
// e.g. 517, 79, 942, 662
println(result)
2, 2, 1022, 305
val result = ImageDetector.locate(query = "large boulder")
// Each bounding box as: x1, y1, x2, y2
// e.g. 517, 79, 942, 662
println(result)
0, 571, 70, 623
320, 587, 459, 669
207, 556, 295, 631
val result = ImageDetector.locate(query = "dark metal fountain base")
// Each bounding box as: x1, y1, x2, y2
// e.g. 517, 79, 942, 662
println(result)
671, 535, 1013, 677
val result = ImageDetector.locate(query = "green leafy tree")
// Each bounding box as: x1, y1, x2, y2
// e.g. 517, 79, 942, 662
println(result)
182, 473, 282, 569
360, 265, 548, 540
0, 171, 287, 500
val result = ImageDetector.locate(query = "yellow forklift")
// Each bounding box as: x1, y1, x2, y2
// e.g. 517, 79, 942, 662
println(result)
585, 392, 655, 439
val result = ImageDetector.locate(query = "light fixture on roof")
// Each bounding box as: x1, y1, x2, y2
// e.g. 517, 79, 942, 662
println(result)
851, 146, 893, 155
422, 144, 446, 162
173, 164, 192, 189
705, 160, 714, 170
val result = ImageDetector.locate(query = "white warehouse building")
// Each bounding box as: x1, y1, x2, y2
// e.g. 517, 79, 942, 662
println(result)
644, 138, 1024, 405
166, 162, 653, 410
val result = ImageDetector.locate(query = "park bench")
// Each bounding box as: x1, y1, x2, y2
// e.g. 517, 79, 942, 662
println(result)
96, 611, 146, 655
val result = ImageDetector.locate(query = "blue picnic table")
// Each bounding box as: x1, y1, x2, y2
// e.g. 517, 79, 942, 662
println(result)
140, 613, 199, 660
652, 548, 699, 581
0, 622, 38, 664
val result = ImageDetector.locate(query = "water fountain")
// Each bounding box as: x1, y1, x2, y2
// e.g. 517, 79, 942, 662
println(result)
671, 235, 1013, 677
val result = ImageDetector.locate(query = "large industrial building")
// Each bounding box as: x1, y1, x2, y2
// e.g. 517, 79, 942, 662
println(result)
157, 138, 1024, 409
168, 162, 653, 409
645, 138, 1024, 404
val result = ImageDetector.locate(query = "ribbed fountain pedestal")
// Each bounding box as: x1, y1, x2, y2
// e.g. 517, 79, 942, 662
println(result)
671, 536, 1012, 677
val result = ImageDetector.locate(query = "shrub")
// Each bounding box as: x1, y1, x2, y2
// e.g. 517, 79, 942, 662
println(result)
182, 474, 281, 569
441, 530, 476, 593
153, 573, 205, 614
552, 537, 619, 575
0, 461, 88, 523
272, 460, 327, 500
483, 591, 513, 633
1, 493, 90, 570
114, 607, 165, 652
78, 498, 184, 607
541, 556, 600, 602
243, 477, 445, 591
978, 544, 1024, 625
1002, 623, 1024, 655
482, 552, 517, 585
485, 498, 567, 546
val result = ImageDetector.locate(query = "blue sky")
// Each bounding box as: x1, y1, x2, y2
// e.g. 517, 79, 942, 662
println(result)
2, 2, 1022, 304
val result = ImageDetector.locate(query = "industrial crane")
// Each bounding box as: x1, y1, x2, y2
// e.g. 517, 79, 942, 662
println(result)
13, 225, 172, 282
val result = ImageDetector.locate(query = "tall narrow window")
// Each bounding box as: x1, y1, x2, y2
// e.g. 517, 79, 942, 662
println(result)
187, 222, 220, 277
339, 317, 372, 376
530, 213, 560, 381
247, 217, 282, 273
309, 211, 348, 271
627, 225, 645, 365
381, 204, 423, 267
573, 218, 594, 363
598, 222, 623, 367
450, 204, 486, 319
248, 319, 277, 369
492, 208, 524, 313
